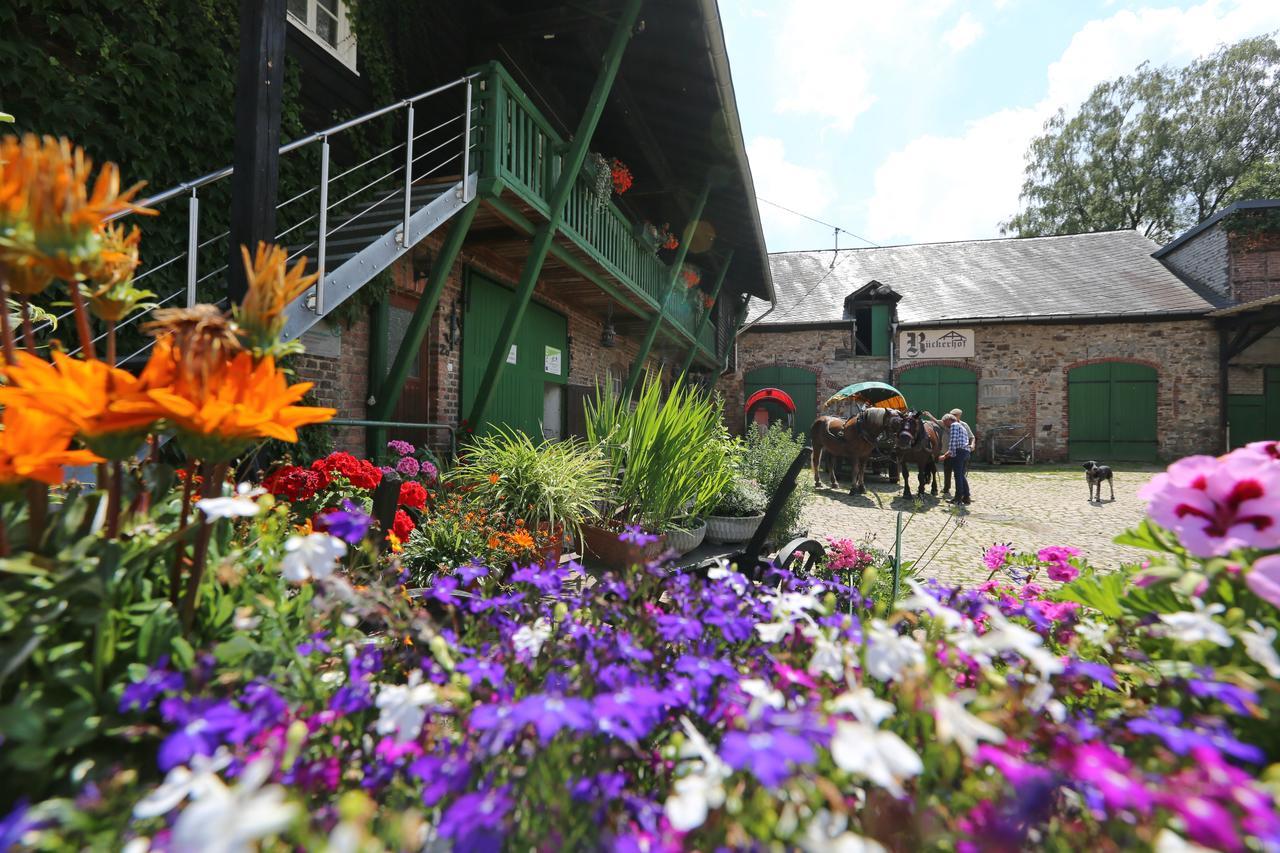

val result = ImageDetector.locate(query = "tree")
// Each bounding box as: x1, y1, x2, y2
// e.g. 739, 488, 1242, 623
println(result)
1002, 35, 1280, 243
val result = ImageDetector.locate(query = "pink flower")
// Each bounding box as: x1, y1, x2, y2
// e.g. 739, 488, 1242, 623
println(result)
1046, 562, 1079, 583
983, 543, 1013, 573
1246, 555, 1280, 610
1139, 453, 1280, 557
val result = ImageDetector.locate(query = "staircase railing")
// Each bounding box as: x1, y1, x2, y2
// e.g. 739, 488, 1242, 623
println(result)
35, 73, 479, 365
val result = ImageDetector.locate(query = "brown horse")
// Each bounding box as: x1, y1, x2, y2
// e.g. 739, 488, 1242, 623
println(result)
894, 410, 943, 499
811, 408, 901, 495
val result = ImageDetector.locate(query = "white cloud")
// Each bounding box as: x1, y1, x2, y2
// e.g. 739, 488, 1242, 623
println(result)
866, 0, 1280, 243
746, 136, 837, 246
770, 0, 969, 130
942, 13, 985, 53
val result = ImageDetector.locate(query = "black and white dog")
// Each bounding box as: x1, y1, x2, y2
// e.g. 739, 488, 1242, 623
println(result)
1082, 461, 1114, 502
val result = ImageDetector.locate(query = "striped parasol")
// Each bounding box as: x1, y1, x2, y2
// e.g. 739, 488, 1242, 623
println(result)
823, 380, 908, 411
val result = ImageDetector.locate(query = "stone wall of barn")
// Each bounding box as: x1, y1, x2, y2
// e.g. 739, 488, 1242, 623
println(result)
724, 318, 1222, 461
293, 232, 673, 456
1229, 228, 1280, 304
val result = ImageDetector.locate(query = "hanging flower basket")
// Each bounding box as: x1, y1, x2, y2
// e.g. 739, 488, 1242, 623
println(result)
660, 224, 679, 251
609, 158, 633, 195
586, 152, 612, 211
702, 293, 716, 310
680, 264, 702, 290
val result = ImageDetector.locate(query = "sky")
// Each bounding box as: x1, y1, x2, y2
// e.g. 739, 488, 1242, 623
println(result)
721, 0, 1280, 252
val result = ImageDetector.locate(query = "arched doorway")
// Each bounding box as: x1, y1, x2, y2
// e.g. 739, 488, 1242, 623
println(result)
897, 365, 978, 429
744, 366, 817, 437
1068, 362, 1158, 461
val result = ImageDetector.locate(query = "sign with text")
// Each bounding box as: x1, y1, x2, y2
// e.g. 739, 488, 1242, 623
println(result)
899, 328, 975, 360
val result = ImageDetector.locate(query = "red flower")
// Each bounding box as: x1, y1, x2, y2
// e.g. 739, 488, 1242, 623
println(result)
392, 509, 415, 540
313, 451, 381, 490
609, 158, 633, 195
263, 465, 324, 501
399, 480, 427, 509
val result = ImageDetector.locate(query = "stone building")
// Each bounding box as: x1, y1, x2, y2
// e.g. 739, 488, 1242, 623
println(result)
721, 201, 1280, 462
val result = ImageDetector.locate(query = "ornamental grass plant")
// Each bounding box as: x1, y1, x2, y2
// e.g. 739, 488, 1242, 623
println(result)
585, 374, 733, 533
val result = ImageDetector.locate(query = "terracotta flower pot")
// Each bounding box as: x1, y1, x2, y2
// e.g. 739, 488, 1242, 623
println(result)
705, 512, 765, 545
580, 523, 667, 572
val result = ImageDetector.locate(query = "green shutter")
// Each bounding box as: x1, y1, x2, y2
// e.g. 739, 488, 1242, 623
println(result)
870, 305, 889, 357
1068, 362, 1158, 461
744, 365, 818, 438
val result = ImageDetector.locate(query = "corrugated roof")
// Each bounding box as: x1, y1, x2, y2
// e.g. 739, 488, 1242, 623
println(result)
748, 230, 1224, 327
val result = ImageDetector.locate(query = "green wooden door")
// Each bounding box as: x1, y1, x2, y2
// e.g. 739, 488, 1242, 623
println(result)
744, 365, 817, 437
897, 366, 978, 430
462, 272, 568, 438
1268, 368, 1280, 442
1068, 362, 1158, 461
1228, 394, 1266, 448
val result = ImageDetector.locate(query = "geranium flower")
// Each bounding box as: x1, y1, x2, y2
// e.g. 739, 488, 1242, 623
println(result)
1157, 600, 1233, 647
830, 718, 923, 797
0, 406, 101, 493
398, 481, 427, 509
1139, 453, 1280, 557
140, 337, 335, 461
396, 455, 421, 478
392, 509, 415, 540
196, 483, 265, 522
1239, 620, 1280, 677
262, 465, 326, 501
864, 620, 925, 682
280, 533, 346, 583
933, 690, 1006, 756
1246, 555, 1280, 610
387, 439, 414, 457
374, 671, 437, 743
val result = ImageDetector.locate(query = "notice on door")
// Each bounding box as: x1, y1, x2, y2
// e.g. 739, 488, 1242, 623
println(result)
898, 329, 975, 360
544, 346, 562, 375
507, 345, 518, 364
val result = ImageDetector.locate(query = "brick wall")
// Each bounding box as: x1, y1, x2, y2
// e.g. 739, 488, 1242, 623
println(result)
1229, 229, 1280, 304
1162, 221, 1230, 299
725, 319, 1222, 460
294, 233, 673, 454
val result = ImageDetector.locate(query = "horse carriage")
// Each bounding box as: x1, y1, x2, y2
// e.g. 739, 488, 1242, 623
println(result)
816, 381, 906, 483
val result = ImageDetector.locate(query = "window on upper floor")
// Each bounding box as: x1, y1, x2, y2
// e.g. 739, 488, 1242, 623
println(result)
852, 304, 890, 357
287, 0, 358, 72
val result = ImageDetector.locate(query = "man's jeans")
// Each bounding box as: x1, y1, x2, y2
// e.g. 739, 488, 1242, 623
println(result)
952, 449, 971, 500
943, 458, 954, 491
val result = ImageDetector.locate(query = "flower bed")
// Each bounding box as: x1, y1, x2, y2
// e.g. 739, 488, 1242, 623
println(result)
7, 438, 1280, 850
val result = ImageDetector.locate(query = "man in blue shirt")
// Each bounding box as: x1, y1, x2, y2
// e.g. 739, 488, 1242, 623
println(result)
939, 413, 972, 505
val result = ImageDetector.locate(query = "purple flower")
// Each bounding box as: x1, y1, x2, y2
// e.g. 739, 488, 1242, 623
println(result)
1188, 679, 1259, 715
456, 657, 506, 688
983, 543, 1013, 573
655, 614, 702, 643
1062, 742, 1151, 814
409, 751, 472, 807
1172, 795, 1242, 851
719, 729, 815, 787
619, 524, 658, 547
458, 561, 489, 585
322, 499, 372, 544
593, 686, 669, 741
421, 461, 439, 483
296, 630, 331, 657
425, 575, 460, 605
510, 563, 565, 595
119, 659, 184, 712
396, 456, 421, 478
1064, 659, 1117, 690
437, 787, 511, 851
0, 799, 40, 851
156, 698, 249, 771
510, 694, 594, 744
387, 439, 415, 457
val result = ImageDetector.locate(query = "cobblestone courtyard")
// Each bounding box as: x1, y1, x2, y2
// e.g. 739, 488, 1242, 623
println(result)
803, 464, 1162, 586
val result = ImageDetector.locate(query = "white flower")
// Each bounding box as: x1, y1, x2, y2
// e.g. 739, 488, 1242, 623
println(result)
375, 670, 438, 743
961, 613, 1063, 678
1158, 600, 1233, 647
899, 581, 964, 629
512, 618, 552, 658
281, 533, 347, 583
863, 620, 924, 682
808, 636, 845, 680
170, 756, 298, 853
1027, 679, 1067, 722
755, 620, 795, 643
708, 560, 747, 594
1154, 828, 1217, 853
933, 690, 1006, 756
830, 719, 923, 797
1240, 620, 1280, 677
800, 810, 888, 853
196, 483, 266, 522
133, 749, 232, 819
664, 717, 731, 831
766, 591, 821, 620
829, 686, 894, 726
740, 678, 785, 713
1076, 618, 1113, 652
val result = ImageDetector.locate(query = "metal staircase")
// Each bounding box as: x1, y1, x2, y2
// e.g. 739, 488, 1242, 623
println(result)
35, 74, 479, 364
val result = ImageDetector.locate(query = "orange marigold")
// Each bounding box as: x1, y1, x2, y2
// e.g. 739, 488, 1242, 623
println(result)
234, 242, 318, 356
0, 407, 101, 494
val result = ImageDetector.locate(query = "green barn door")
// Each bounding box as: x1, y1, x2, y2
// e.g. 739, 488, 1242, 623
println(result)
462, 273, 568, 438
897, 366, 978, 430
1228, 394, 1266, 448
1068, 362, 1157, 461
744, 366, 817, 437
1268, 368, 1280, 440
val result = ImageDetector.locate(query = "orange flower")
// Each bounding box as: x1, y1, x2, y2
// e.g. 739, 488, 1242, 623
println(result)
509, 528, 535, 551
0, 134, 154, 290
234, 242, 318, 355
0, 350, 167, 459
488, 472, 500, 485
0, 406, 101, 493
140, 336, 335, 461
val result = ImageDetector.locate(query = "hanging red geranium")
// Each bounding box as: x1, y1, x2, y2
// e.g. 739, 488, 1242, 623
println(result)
702, 293, 715, 310
659, 223, 679, 250
681, 267, 701, 289
610, 158, 633, 195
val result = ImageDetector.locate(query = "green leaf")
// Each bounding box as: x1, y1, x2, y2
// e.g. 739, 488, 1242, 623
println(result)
0, 700, 46, 743
213, 634, 258, 666
171, 636, 196, 670
1056, 571, 1127, 618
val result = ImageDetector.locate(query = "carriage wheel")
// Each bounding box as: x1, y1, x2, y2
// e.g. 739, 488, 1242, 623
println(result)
776, 537, 826, 577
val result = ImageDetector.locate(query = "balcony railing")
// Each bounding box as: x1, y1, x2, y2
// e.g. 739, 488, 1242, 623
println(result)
470, 62, 717, 360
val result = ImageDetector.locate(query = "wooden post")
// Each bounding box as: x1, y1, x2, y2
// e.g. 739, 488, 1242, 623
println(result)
226, 0, 287, 304
465, 0, 644, 430
623, 179, 711, 398
371, 200, 479, 433
677, 249, 734, 378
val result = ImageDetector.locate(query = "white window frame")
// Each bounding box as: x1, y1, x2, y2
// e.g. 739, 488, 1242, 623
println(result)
287, 0, 358, 73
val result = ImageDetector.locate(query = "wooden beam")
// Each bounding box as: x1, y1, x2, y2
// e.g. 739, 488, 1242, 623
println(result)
623, 178, 711, 397
371, 199, 480, 424
677, 249, 733, 377
227, 0, 287, 304
466, 0, 644, 430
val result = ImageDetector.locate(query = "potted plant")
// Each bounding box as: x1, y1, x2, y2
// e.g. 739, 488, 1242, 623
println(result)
705, 477, 767, 544
449, 428, 609, 565
584, 374, 732, 569
664, 514, 707, 555
739, 422, 815, 545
